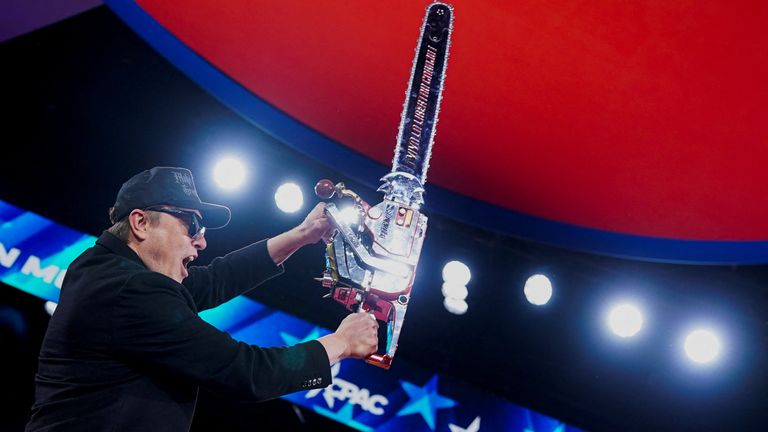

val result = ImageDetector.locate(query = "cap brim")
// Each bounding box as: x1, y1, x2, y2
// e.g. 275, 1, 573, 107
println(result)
197, 202, 231, 230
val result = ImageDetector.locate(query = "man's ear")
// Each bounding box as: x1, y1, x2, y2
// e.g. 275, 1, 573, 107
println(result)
128, 209, 150, 241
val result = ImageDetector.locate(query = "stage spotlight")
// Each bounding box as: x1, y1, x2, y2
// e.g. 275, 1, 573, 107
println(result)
443, 297, 468, 315
442, 260, 471, 285
44, 301, 57, 316
274, 183, 304, 213
213, 157, 246, 190
607, 303, 643, 338
523, 274, 553, 306
684, 329, 721, 364
441, 282, 468, 301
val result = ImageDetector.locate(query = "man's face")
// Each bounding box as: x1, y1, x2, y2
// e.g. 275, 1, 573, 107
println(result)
142, 207, 207, 283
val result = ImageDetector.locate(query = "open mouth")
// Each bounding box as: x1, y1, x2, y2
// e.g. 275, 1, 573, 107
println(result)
182, 255, 196, 269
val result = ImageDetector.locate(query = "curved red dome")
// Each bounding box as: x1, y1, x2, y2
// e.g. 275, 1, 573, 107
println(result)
107, 0, 768, 261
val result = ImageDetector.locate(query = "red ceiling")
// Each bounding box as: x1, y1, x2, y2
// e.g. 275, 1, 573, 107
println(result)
134, 0, 768, 241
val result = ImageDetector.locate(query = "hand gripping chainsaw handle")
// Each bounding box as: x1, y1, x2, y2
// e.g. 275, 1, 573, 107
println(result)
315, 179, 428, 369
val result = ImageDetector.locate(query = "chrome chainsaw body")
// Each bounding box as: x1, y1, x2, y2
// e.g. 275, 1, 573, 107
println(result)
316, 2, 453, 369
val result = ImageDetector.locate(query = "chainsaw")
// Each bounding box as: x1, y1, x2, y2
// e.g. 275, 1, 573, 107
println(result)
315, 2, 454, 369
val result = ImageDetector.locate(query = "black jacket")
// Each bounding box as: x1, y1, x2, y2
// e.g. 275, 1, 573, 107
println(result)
27, 232, 331, 431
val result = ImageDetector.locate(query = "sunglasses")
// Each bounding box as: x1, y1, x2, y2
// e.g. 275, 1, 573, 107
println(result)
146, 207, 206, 240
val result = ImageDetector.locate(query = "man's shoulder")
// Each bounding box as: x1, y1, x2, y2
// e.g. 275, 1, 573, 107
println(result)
119, 270, 195, 306
123, 270, 179, 290
69, 240, 138, 272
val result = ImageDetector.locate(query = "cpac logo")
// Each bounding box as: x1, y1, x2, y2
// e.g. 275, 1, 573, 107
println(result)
305, 363, 389, 415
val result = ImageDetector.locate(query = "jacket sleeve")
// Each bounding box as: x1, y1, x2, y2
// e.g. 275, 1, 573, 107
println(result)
110, 272, 331, 400
182, 239, 284, 311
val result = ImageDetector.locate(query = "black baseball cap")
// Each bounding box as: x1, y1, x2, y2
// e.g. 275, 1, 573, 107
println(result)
111, 167, 231, 229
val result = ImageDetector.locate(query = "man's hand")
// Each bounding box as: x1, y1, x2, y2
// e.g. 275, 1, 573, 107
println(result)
298, 202, 336, 245
318, 312, 378, 365
267, 202, 336, 265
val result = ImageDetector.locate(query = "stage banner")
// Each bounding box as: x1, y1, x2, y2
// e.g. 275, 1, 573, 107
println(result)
0, 198, 582, 432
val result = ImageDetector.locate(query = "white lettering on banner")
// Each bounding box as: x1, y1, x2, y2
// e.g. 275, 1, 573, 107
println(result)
305, 363, 389, 415
0, 242, 21, 268
21, 256, 60, 284
54, 269, 67, 289
0, 241, 69, 290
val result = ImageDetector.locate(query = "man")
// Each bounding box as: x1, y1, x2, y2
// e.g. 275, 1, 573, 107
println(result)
26, 166, 378, 431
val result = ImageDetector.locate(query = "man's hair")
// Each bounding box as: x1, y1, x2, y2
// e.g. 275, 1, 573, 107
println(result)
107, 207, 160, 243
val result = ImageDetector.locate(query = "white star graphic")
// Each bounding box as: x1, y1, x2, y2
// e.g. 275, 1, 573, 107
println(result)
449, 416, 481, 432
